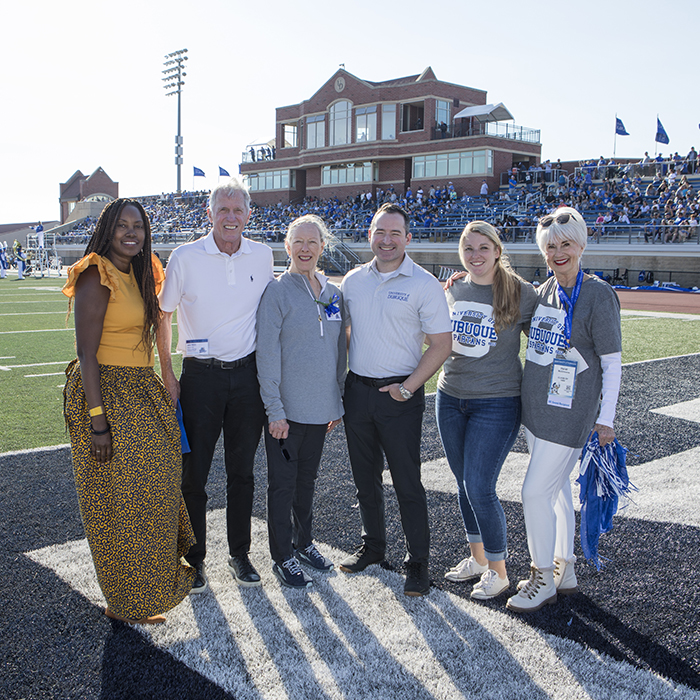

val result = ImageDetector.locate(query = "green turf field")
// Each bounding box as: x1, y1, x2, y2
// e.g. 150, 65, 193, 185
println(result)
1, 275, 699, 452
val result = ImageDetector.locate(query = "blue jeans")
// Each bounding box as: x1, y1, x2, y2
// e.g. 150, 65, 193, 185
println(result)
435, 390, 521, 561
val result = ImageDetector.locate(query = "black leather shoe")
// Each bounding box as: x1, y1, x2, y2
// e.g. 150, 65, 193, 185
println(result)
228, 553, 262, 587
190, 563, 208, 594
404, 562, 430, 596
339, 545, 384, 573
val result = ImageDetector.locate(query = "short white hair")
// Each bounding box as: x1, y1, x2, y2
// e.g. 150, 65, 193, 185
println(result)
209, 177, 250, 213
535, 206, 587, 256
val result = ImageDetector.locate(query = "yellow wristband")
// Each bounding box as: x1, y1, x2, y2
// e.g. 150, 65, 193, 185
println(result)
89, 406, 105, 417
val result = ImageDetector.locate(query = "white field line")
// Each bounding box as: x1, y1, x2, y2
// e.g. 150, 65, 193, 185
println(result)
0, 356, 16, 359
0, 323, 178, 335
0, 311, 67, 316
0, 328, 73, 335
623, 351, 700, 366
620, 310, 700, 320
0, 360, 72, 370
0, 286, 64, 292
0, 299, 67, 304
25, 372, 66, 377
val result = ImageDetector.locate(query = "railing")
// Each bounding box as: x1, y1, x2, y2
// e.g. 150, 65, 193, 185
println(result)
49, 223, 699, 248
574, 158, 698, 181
431, 121, 540, 144
498, 223, 699, 245
241, 144, 276, 163
321, 243, 362, 274
500, 169, 565, 187
51, 229, 206, 246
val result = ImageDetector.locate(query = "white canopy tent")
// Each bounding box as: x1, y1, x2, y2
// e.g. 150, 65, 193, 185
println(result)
453, 103, 513, 122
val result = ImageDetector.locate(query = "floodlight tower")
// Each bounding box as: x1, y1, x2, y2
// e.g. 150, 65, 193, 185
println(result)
163, 49, 188, 194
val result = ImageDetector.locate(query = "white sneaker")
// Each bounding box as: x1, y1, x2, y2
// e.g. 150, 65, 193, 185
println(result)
517, 556, 578, 594
470, 569, 510, 600
444, 556, 488, 582
506, 567, 557, 613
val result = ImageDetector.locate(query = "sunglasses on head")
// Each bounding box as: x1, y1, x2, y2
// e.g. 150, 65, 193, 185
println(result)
540, 212, 577, 228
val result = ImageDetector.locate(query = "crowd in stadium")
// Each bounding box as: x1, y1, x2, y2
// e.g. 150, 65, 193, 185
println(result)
50, 148, 700, 245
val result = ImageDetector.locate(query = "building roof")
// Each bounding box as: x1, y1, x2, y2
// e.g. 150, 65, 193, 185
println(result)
365, 66, 437, 87
454, 103, 514, 122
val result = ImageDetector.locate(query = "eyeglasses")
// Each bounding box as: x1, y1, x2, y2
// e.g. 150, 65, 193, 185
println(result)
540, 212, 577, 228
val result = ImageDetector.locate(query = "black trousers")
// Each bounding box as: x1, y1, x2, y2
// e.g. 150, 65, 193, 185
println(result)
343, 372, 429, 564
179, 357, 265, 566
265, 421, 327, 564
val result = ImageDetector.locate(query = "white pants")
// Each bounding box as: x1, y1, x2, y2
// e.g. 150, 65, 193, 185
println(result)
521, 428, 580, 570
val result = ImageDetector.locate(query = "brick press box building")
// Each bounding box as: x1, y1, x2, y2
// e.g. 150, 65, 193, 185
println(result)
239, 67, 542, 205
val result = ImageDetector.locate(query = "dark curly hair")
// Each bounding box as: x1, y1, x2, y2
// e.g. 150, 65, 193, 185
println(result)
83, 198, 160, 357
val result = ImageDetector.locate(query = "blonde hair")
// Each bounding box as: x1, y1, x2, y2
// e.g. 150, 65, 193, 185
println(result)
459, 221, 526, 332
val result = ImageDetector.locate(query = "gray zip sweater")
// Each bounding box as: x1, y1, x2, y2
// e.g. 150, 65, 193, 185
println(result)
256, 271, 346, 424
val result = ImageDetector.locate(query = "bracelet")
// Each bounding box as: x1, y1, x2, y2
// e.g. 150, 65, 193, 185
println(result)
89, 406, 105, 417
91, 426, 110, 436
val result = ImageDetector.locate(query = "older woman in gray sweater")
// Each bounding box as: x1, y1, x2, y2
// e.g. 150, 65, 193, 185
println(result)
256, 215, 346, 589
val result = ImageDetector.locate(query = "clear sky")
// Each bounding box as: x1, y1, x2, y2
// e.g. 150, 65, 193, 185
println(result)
1, 0, 697, 224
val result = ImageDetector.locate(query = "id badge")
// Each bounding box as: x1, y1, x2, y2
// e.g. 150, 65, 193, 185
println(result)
547, 357, 577, 409
186, 338, 209, 356
326, 310, 342, 322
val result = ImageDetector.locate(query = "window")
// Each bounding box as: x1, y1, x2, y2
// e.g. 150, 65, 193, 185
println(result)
401, 102, 424, 132
381, 104, 396, 140
282, 124, 297, 148
246, 170, 293, 192
435, 99, 450, 127
412, 150, 493, 179
306, 115, 325, 149
322, 162, 374, 185
330, 100, 352, 146
356, 106, 377, 142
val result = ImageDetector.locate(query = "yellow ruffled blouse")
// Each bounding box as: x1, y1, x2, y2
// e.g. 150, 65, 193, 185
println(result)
63, 253, 165, 367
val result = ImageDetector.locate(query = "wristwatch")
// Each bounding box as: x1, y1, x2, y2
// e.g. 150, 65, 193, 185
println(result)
398, 383, 414, 400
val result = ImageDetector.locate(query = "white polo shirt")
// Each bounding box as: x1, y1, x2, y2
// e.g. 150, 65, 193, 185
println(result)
159, 232, 274, 362
341, 254, 451, 378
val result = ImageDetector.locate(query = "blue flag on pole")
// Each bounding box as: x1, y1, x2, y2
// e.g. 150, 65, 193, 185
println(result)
615, 118, 629, 136
219, 166, 230, 177
655, 118, 669, 145
193, 166, 205, 177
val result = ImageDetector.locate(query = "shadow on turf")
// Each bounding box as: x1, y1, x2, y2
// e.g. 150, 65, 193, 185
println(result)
429, 495, 700, 691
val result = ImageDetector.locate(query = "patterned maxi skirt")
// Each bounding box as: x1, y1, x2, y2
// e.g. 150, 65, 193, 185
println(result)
64, 359, 196, 619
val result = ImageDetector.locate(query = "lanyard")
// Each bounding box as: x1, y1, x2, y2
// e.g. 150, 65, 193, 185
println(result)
556, 269, 583, 349
302, 276, 325, 337
301, 276, 340, 338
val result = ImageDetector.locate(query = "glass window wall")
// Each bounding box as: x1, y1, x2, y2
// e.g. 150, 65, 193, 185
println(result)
247, 170, 293, 192
322, 161, 374, 185
412, 150, 493, 179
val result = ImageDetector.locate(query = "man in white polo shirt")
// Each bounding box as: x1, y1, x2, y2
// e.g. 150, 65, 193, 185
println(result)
158, 178, 274, 593
339, 203, 452, 596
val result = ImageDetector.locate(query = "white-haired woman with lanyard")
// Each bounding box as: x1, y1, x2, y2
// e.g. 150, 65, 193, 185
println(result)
256, 214, 346, 589
507, 207, 622, 613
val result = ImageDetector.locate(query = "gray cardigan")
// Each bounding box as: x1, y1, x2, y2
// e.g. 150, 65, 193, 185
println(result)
256, 271, 346, 424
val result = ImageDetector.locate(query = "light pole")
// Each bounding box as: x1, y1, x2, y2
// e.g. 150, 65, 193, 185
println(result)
163, 49, 188, 194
